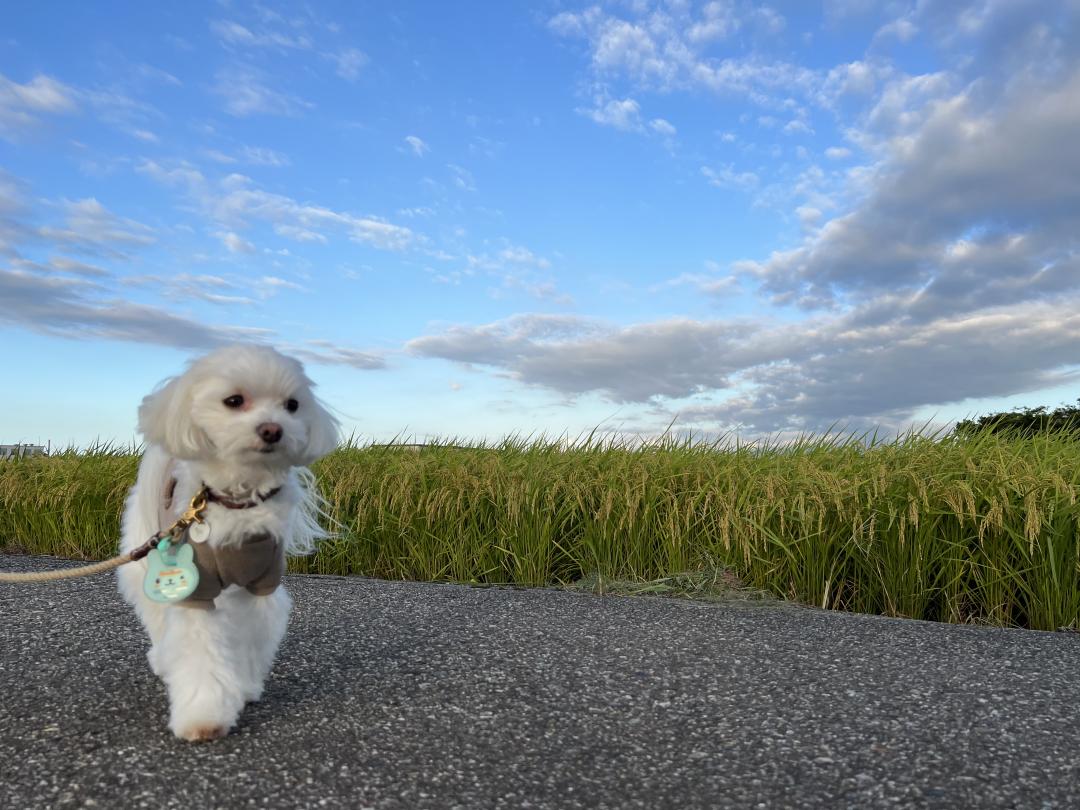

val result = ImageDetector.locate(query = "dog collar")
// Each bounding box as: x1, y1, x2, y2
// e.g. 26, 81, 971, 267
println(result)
202, 485, 283, 510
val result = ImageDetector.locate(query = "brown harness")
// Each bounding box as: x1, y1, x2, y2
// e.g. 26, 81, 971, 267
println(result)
158, 461, 286, 610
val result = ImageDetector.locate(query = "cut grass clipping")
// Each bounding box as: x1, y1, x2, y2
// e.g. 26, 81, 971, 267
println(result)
1, 428, 1078, 631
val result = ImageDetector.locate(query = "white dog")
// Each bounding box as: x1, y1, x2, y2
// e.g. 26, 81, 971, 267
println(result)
117, 344, 339, 741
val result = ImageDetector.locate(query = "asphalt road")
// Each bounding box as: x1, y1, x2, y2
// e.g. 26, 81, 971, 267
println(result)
1, 553, 1079, 810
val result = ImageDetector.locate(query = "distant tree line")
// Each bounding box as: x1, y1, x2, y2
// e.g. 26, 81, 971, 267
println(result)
954, 400, 1080, 439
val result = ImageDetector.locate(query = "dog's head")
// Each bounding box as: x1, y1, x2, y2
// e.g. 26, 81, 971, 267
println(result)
138, 344, 340, 466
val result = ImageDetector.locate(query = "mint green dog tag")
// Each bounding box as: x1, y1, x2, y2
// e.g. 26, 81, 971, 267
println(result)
143, 539, 200, 603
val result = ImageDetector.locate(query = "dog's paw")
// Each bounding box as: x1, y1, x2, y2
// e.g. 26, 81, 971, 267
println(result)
168, 684, 242, 742
176, 724, 229, 743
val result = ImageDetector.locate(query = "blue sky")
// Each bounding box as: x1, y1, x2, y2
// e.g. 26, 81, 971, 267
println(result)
2, 0, 1079, 447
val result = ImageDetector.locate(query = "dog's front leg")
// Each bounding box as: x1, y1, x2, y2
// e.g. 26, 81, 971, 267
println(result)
116, 562, 170, 675
157, 606, 247, 741
220, 586, 293, 704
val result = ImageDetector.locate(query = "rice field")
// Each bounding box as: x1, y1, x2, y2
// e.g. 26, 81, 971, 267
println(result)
1, 429, 1078, 631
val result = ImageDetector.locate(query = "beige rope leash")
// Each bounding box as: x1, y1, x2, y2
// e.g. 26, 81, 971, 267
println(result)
0, 489, 208, 585
0, 552, 147, 583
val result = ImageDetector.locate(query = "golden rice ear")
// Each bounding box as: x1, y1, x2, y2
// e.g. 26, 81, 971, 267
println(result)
138, 374, 212, 459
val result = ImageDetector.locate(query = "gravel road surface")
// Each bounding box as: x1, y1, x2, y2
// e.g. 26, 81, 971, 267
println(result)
1, 553, 1079, 809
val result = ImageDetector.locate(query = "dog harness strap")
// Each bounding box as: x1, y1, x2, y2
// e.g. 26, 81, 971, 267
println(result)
158, 459, 180, 534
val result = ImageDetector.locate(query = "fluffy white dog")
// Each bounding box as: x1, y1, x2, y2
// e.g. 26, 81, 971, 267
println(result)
117, 344, 339, 741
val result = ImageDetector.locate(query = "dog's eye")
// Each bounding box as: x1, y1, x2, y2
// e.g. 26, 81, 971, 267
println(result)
223, 394, 244, 409
285, 398, 299, 413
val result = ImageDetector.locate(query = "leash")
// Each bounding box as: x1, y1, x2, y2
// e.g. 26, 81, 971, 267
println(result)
0, 490, 209, 584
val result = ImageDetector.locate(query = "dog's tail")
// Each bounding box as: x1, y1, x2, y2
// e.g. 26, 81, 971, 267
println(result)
285, 466, 338, 557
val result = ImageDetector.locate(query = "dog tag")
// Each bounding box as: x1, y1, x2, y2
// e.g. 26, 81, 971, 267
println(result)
143, 540, 199, 603
188, 522, 211, 543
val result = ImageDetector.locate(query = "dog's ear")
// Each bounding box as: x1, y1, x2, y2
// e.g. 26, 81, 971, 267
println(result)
300, 397, 340, 464
138, 374, 212, 459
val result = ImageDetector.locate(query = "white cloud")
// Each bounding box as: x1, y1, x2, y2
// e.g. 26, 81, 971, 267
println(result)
290, 340, 386, 370
218, 231, 256, 254
0, 73, 78, 139
783, 118, 813, 135
210, 19, 312, 50
273, 223, 327, 243
652, 271, 739, 296
550, 5, 816, 104
824, 146, 852, 160
581, 96, 643, 131
138, 160, 414, 251
239, 146, 290, 166
0, 266, 261, 348
202, 146, 290, 167
447, 164, 476, 192
649, 117, 677, 137
203, 149, 238, 165
701, 164, 759, 191
330, 48, 368, 81
404, 135, 430, 157
687, 1, 739, 44
156, 273, 257, 306
408, 314, 748, 402
46, 257, 110, 278
397, 206, 435, 218
795, 205, 823, 229
462, 240, 566, 303
405, 293, 1080, 434
498, 245, 551, 269
875, 17, 918, 43
748, 67, 1080, 311
213, 66, 313, 117
751, 6, 786, 35
38, 198, 155, 258
259, 275, 307, 294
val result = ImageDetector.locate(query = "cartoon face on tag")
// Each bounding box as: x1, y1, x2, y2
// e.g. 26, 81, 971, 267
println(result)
143, 543, 200, 603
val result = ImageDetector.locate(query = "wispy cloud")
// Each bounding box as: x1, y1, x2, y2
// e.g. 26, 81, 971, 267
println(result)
701, 164, 759, 191
550, 3, 810, 103
217, 230, 256, 254
291, 339, 386, 370
239, 145, 290, 166
447, 164, 476, 192
138, 160, 414, 251
203, 145, 290, 167
213, 66, 313, 117
37, 198, 155, 259
405, 295, 1080, 433
210, 19, 313, 51
580, 96, 643, 131
461, 240, 569, 303
743, 67, 1080, 314
0, 73, 78, 139
0, 266, 265, 348
329, 48, 368, 81
579, 96, 677, 146
404, 135, 429, 156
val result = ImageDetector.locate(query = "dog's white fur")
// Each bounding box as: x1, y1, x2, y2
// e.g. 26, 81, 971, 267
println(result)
117, 344, 339, 741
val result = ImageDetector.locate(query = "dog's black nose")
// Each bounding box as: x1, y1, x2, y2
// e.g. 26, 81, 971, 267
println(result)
257, 422, 283, 444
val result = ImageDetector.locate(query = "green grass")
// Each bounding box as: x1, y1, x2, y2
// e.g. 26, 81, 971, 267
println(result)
1, 429, 1078, 630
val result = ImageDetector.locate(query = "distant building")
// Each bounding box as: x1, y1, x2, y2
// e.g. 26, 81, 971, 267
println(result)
0, 444, 48, 460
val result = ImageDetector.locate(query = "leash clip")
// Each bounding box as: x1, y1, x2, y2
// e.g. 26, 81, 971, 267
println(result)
175, 489, 209, 532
